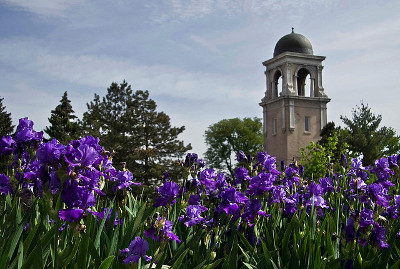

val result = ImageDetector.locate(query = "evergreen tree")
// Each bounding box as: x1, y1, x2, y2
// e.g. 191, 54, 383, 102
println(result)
340, 101, 400, 166
44, 91, 81, 144
0, 97, 14, 172
82, 81, 192, 183
0, 97, 14, 137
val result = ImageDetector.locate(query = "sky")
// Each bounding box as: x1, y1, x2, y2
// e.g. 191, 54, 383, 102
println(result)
0, 0, 399, 157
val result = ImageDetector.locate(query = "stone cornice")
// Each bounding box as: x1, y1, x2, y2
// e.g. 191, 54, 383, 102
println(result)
259, 95, 330, 107
263, 52, 325, 67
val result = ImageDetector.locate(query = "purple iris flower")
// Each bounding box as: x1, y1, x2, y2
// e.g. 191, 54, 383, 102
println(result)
388, 154, 398, 168
59, 208, 85, 222
241, 199, 269, 225
348, 158, 369, 182
0, 135, 14, 155
371, 223, 389, 249
120, 237, 152, 264
216, 173, 228, 191
305, 195, 328, 208
188, 194, 201, 205
199, 168, 216, 181
220, 187, 249, 205
257, 154, 280, 175
15, 118, 43, 143
199, 169, 218, 194
219, 187, 249, 217
77, 169, 104, 196
59, 179, 96, 222
366, 183, 391, 207
64, 144, 99, 167
257, 152, 269, 165
61, 180, 97, 209
284, 194, 300, 217
359, 209, 374, 227
282, 167, 300, 188
0, 174, 13, 195
112, 170, 141, 192
344, 217, 355, 242
370, 158, 394, 181
144, 217, 180, 243
270, 186, 286, 204
349, 177, 367, 193
246, 172, 274, 196
153, 181, 180, 207
184, 153, 198, 167
88, 207, 123, 227
304, 183, 328, 208
309, 182, 323, 196
264, 156, 276, 171
178, 204, 208, 227
234, 167, 250, 184
196, 159, 206, 169
70, 136, 103, 155
298, 165, 304, 177
351, 158, 364, 170
319, 177, 334, 194
395, 195, 400, 208
17, 117, 33, 129
49, 171, 61, 194
36, 139, 65, 165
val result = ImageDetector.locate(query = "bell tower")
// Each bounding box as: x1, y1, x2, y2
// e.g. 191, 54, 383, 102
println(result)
259, 29, 330, 164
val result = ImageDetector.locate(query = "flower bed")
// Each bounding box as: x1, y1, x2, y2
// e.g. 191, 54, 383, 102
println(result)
1, 118, 400, 268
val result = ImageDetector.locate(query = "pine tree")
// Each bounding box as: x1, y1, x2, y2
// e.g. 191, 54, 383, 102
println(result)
0, 97, 14, 137
340, 101, 400, 165
44, 91, 81, 144
0, 97, 14, 172
82, 81, 192, 183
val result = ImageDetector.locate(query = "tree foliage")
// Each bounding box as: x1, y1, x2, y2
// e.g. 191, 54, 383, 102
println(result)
300, 121, 349, 179
300, 133, 345, 179
0, 97, 14, 171
318, 122, 351, 164
81, 81, 192, 183
340, 101, 400, 165
44, 91, 81, 144
204, 117, 263, 177
0, 97, 14, 137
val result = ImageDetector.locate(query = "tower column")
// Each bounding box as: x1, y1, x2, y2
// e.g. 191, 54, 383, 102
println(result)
310, 78, 315, 97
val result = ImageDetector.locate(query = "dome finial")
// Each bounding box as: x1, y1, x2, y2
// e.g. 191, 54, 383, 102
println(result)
291, 27, 294, 33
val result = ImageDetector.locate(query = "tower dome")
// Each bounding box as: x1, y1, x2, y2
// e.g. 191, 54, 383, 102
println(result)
273, 29, 313, 57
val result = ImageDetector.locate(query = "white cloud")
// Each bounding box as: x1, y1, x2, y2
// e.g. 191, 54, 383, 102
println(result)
1, 0, 85, 17
319, 16, 400, 53
189, 35, 220, 52
147, 0, 333, 23
34, 52, 261, 104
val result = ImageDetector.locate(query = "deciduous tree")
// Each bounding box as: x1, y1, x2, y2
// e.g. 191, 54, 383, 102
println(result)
204, 117, 263, 178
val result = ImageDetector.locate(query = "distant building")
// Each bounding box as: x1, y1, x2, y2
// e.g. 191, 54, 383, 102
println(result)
260, 29, 330, 164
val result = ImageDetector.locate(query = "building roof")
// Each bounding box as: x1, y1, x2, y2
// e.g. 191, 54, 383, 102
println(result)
273, 29, 313, 57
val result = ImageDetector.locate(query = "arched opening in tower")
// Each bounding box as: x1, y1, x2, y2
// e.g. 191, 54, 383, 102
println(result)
273, 70, 283, 98
297, 68, 312, 97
